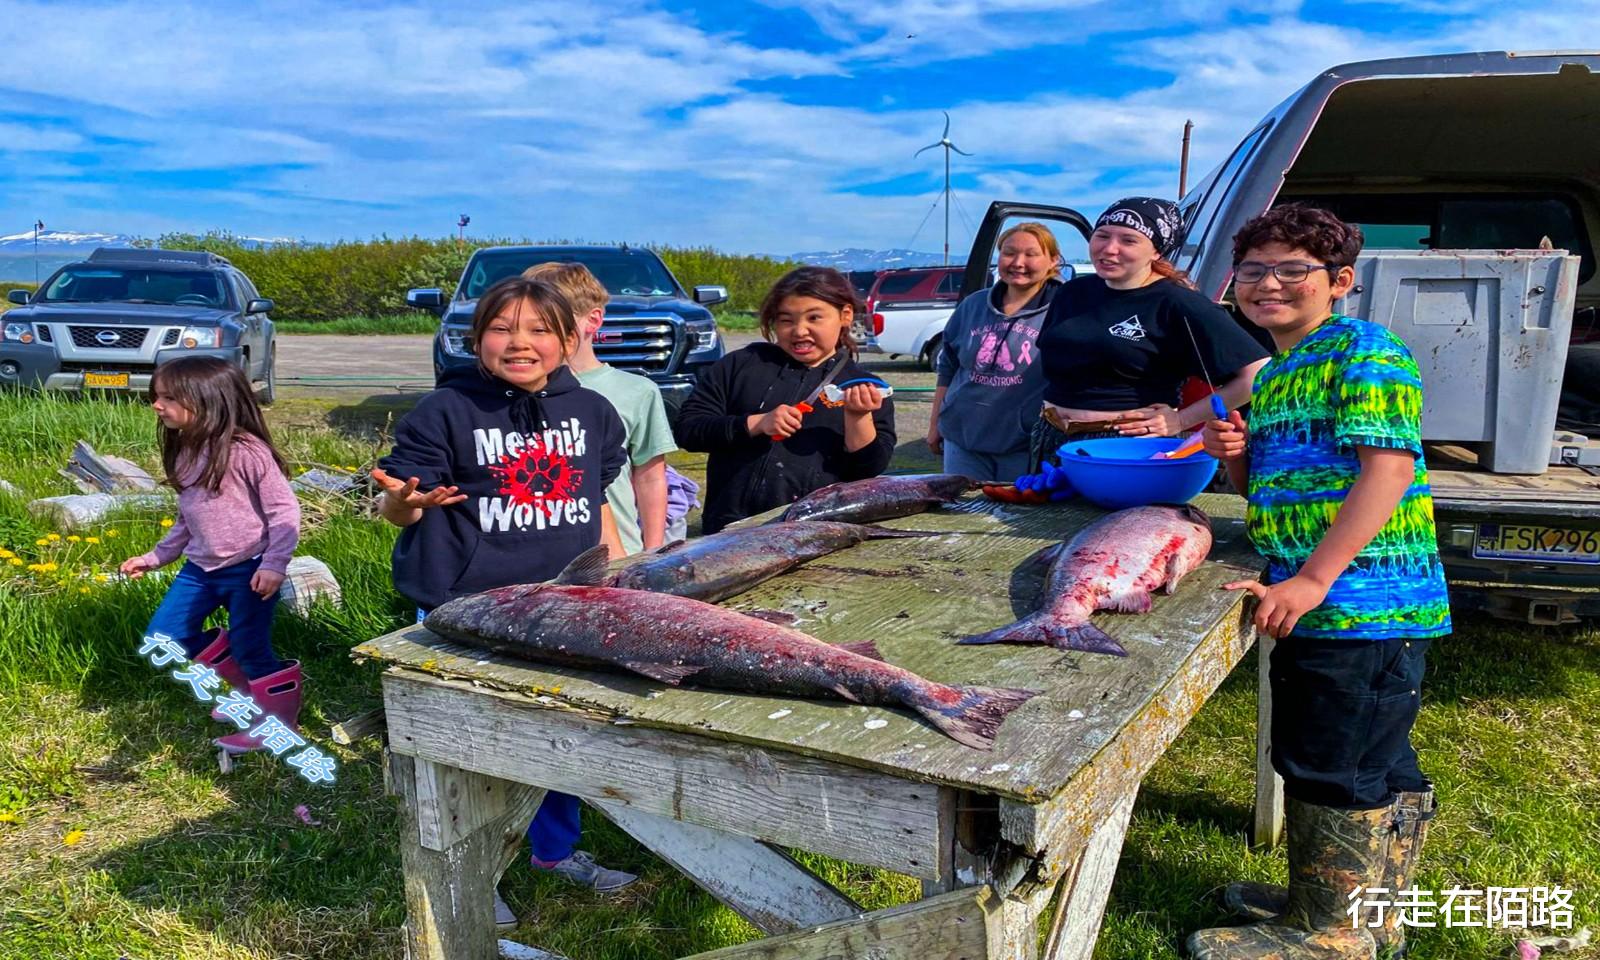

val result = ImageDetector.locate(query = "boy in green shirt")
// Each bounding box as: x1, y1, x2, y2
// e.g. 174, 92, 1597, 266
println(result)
525, 262, 677, 554
1191, 205, 1449, 960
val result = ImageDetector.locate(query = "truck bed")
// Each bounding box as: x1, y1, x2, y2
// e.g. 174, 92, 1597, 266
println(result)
1427, 443, 1600, 522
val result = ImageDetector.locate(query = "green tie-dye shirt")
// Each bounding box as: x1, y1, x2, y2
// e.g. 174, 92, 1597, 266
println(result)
1245, 315, 1451, 640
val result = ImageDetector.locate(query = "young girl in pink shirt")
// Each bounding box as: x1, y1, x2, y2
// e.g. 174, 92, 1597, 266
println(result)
120, 356, 301, 755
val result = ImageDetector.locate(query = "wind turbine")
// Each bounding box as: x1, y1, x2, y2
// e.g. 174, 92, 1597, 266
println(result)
915, 112, 973, 265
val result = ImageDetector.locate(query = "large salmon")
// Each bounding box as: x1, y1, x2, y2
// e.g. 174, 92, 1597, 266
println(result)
779, 474, 977, 524
561, 521, 934, 603
425, 584, 1038, 750
958, 504, 1214, 656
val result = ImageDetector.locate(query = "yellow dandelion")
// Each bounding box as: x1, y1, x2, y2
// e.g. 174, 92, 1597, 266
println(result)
26, 563, 44, 572
105, 529, 119, 537
95, 573, 109, 581
67, 535, 81, 543
0, 549, 11, 558
7, 558, 21, 567
34, 538, 47, 546
46, 533, 60, 542
61, 829, 85, 846
160, 519, 174, 528
79, 587, 90, 594
84, 537, 99, 544
0, 812, 16, 824
41, 562, 57, 572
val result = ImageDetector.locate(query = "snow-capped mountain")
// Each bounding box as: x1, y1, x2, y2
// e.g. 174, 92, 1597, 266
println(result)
788, 248, 958, 271
0, 230, 135, 251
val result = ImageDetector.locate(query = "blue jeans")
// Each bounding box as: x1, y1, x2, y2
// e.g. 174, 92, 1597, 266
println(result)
145, 558, 284, 679
942, 442, 1031, 483
415, 608, 581, 863
1270, 635, 1432, 809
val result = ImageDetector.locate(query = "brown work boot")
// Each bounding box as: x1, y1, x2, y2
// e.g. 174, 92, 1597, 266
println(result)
1187, 797, 1390, 959
1219, 790, 1436, 956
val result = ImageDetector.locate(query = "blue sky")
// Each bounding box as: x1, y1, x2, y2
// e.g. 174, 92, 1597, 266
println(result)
0, 0, 1592, 255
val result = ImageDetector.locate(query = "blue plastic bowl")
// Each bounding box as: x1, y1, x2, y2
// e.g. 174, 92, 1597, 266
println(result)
1054, 437, 1217, 509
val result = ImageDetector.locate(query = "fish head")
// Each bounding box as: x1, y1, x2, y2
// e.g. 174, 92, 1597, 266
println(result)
928, 473, 981, 497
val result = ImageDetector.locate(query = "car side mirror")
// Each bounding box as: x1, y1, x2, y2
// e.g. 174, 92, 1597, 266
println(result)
7, 290, 29, 305
407, 288, 445, 313
246, 298, 274, 314
693, 285, 729, 306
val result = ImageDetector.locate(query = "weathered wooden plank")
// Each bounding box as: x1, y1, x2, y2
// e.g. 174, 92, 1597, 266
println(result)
594, 801, 861, 934
355, 493, 1263, 802
681, 886, 998, 960
331, 707, 386, 745
392, 752, 547, 960
996, 601, 1255, 873
1253, 632, 1285, 849
412, 754, 545, 853
382, 671, 948, 879
1041, 792, 1136, 960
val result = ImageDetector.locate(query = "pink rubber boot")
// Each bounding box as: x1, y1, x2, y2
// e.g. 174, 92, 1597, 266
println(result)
214, 661, 303, 754
187, 629, 251, 723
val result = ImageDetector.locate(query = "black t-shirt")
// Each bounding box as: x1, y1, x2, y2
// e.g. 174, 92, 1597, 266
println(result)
1038, 276, 1268, 410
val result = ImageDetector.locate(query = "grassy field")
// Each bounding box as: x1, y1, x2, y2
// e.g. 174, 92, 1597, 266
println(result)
0, 391, 1596, 959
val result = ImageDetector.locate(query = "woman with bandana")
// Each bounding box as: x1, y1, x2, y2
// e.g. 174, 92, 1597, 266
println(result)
1031, 197, 1270, 469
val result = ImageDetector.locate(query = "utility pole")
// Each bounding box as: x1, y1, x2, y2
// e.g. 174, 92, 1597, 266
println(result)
33, 219, 43, 285
915, 113, 972, 265
1179, 120, 1194, 198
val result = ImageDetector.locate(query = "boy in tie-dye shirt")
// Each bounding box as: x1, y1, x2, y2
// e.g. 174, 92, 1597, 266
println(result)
1188, 206, 1448, 960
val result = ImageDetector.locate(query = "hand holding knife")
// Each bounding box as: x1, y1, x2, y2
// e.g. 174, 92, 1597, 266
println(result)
768, 354, 852, 441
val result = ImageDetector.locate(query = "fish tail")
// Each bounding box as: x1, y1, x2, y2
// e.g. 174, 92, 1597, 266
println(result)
957, 614, 1127, 656
909, 684, 1040, 750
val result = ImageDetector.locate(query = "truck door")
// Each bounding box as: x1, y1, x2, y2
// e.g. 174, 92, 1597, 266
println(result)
961, 201, 1093, 299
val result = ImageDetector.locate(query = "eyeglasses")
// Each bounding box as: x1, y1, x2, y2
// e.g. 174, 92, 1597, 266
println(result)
1233, 262, 1332, 284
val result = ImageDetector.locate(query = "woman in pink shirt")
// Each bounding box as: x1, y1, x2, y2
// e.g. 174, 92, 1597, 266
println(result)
120, 356, 301, 755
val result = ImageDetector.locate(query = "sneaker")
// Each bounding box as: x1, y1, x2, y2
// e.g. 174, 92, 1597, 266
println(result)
493, 890, 517, 929
538, 850, 638, 893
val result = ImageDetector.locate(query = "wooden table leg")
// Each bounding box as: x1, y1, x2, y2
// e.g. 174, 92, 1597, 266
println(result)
391, 751, 548, 960
1252, 631, 1285, 849
594, 800, 862, 934
1038, 792, 1136, 960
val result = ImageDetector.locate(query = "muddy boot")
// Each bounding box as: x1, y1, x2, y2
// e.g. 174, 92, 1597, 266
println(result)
214, 661, 302, 754
1221, 790, 1436, 956
1186, 797, 1389, 959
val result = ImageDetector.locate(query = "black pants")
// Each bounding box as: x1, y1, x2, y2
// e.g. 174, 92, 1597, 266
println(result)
1027, 416, 1118, 474
1269, 635, 1432, 810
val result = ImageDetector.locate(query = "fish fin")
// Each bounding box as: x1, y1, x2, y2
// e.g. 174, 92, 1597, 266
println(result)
859, 524, 940, 539
832, 640, 884, 661
957, 614, 1127, 657
1108, 589, 1153, 614
743, 609, 800, 627
621, 661, 704, 685
830, 684, 862, 703
554, 544, 610, 586
1049, 622, 1128, 657
1163, 553, 1186, 595
656, 539, 689, 554
908, 684, 1040, 750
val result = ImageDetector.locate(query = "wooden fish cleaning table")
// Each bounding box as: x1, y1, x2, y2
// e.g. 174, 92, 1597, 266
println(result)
355, 492, 1270, 960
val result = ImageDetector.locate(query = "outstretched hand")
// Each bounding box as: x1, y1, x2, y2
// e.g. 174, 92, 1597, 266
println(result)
370, 468, 467, 510
1225, 574, 1331, 639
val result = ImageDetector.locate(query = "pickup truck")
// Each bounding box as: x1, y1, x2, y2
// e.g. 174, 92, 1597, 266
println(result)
406, 244, 726, 418
0, 247, 278, 402
958, 51, 1600, 623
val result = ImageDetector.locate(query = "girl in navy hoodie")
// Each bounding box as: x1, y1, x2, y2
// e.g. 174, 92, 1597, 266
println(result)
372, 276, 635, 922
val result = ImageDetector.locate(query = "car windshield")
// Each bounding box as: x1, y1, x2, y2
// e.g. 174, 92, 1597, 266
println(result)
460, 249, 679, 300
40, 267, 230, 308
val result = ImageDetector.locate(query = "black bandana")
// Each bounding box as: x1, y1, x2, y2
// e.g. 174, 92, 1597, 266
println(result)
1095, 197, 1183, 259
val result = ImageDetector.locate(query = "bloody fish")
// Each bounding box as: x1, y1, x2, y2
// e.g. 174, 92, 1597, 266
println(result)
560, 521, 935, 604
424, 584, 1038, 750
958, 504, 1214, 656
779, 474, 978, 524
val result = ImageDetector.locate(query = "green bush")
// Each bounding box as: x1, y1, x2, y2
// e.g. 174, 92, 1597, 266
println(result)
146, 233, 794, 327
0, 281, 36, 314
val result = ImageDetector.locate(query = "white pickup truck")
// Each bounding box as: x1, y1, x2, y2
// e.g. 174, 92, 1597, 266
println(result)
957, 50, 1600, 624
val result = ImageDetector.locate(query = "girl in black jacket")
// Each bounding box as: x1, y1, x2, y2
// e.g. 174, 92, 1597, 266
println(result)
676, 267, 896, 533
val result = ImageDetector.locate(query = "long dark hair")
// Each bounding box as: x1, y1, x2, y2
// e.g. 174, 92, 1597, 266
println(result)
150, 356, 287, 493
758, 266, 860, 359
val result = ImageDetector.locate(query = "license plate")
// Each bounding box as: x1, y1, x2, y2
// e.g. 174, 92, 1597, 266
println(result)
1473, 523, 1600, 564
83, 371, 129, 388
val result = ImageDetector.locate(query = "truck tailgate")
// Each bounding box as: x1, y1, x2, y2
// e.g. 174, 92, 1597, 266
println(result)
1428, 443, 1600, 522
